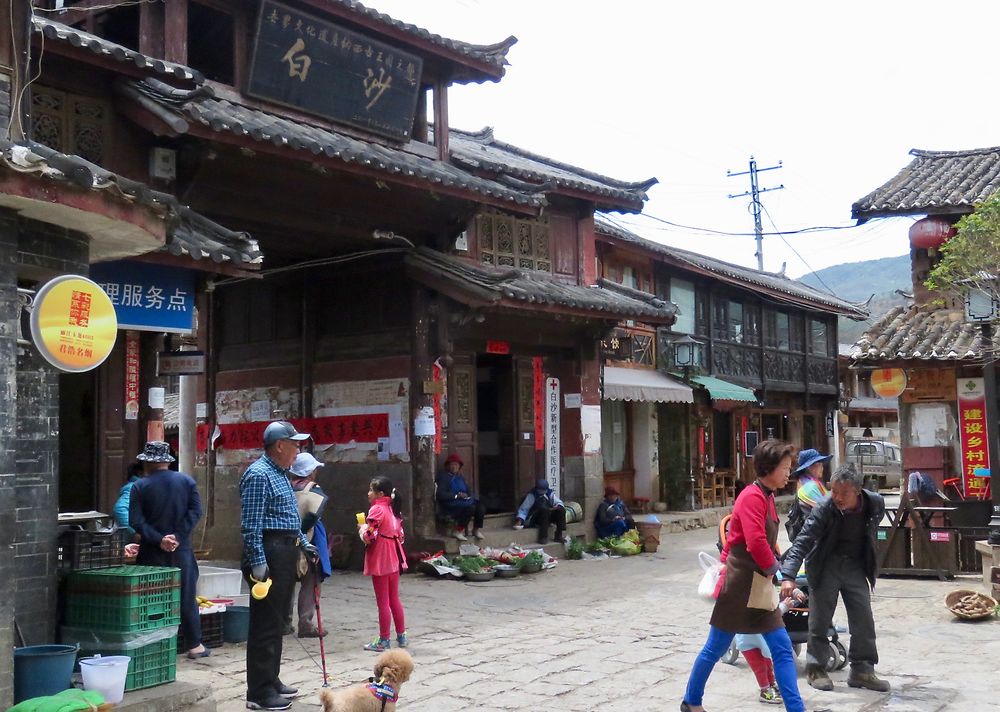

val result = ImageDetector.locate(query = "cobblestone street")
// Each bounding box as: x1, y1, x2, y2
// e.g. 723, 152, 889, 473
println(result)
181, 527, 1000, 712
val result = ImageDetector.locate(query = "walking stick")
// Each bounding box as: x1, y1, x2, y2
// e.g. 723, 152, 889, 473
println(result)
312, 559, 330, 687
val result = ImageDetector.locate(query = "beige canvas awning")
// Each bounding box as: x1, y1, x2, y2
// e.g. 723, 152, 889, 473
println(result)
603, 366, 694, 403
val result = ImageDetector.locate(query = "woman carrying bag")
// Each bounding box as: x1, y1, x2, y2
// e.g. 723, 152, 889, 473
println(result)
681, 439, 818, 712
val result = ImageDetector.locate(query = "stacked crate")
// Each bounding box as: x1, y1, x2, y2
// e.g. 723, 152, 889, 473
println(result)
62, 566, 181, 691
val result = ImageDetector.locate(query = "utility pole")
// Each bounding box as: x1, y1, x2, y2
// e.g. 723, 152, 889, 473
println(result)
727, 156, 784, 270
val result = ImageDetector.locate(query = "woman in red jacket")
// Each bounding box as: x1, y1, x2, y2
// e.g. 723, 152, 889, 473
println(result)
358, 476, 408, 652
681, 440, 809, 712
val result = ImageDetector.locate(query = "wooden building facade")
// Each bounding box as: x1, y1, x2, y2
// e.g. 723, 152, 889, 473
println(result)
595, 217, 868, 509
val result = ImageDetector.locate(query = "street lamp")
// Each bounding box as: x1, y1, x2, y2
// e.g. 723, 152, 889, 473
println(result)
964, 284, 1000, 545
672, 334, 705, 378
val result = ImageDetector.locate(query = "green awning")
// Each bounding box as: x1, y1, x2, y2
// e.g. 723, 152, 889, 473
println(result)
689, 375, 758, 403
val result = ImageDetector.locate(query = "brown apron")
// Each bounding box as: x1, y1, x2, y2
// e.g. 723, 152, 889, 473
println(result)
709, 484, 784, 634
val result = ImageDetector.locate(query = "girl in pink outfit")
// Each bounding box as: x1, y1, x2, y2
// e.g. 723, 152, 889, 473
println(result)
359, 476, 408, 651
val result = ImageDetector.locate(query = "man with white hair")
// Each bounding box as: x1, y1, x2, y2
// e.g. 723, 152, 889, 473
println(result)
780, 464, 889, 694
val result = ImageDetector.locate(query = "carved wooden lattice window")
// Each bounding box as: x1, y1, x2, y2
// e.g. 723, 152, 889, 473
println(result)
477, 211, 550, 272
31, 87, 109, 165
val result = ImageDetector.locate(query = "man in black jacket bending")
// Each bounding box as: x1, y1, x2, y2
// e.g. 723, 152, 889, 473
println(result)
780, 463, 890, 694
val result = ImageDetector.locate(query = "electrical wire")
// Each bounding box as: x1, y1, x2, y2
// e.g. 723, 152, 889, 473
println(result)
213, 247, 411, 287
33, 0, 160, 14
761, 204, 838, 298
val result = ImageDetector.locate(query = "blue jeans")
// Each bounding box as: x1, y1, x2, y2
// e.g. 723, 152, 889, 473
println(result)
684, 625, 804, 712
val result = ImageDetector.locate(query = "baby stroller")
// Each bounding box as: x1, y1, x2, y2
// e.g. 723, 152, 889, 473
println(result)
716, 515, 848, 671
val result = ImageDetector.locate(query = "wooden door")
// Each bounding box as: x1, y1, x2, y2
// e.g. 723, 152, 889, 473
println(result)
447, 354, 478, 492
95, 334, 138, 512
514, 357, 538, 501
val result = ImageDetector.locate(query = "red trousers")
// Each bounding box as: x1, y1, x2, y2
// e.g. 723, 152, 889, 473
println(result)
742, 647, 776, 688
371, 572, 405, 639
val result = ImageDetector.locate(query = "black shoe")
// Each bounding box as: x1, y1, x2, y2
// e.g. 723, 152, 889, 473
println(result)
274, 682, 298, 698
246, 694, 291, 710
538, 537, 549, 545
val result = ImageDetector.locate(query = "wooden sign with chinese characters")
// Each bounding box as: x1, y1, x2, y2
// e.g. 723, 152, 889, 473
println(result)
957, 377, 990, 498
248, 0, 423, 140
900, 368, 956, 403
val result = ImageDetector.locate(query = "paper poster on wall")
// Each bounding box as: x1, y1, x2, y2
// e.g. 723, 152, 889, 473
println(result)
377, 437, 390, 461
388, 420, 407, 454
414, 406, 435, 437
581, 405, 601, 454
564, 393, 582, 409
250, 400, 271, 422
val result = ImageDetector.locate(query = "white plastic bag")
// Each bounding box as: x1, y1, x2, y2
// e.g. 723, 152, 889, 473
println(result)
697, 551, 722, 600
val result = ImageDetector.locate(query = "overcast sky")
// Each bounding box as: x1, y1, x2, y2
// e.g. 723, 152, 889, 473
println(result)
368, 0, 1000, 281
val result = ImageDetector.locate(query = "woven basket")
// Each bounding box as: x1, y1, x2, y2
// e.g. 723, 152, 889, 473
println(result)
944, 589, 997, 620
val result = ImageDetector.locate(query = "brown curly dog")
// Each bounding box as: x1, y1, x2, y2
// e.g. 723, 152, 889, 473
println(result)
318, 649, 414, 712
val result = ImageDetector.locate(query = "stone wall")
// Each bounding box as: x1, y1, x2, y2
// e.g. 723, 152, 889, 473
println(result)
0, 213, 18, 709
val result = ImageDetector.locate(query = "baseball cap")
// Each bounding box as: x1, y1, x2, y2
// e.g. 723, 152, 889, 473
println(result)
290, 452, 324, 477
263, 420, 311, 447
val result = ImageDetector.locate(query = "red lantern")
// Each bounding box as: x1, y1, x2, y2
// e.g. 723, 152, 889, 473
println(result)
909, 217, 955, 249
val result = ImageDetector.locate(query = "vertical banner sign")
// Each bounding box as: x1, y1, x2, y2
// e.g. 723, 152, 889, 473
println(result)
124, 331, 140, 421
957, 377, 990, 498
432, 361, 443, 455
532, 357, 544, 450
545, 377, 561, 498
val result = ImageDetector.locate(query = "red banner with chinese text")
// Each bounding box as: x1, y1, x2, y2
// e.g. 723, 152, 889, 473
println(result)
125, 331, 140, 420
196, 413, 389, 452
433, 361, 443, 455
532, 357, 544, 450
958, 377, 990, 498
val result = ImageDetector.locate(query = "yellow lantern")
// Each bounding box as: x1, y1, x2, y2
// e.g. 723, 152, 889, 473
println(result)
870, 368, 907, 399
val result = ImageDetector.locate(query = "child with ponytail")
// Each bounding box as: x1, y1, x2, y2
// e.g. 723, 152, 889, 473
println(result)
358, 476, 408, 651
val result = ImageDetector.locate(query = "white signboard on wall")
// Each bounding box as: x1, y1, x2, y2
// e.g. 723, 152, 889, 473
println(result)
545, 377, 561, 497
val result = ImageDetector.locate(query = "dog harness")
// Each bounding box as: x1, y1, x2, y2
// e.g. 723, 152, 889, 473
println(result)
366, 677, 398, 711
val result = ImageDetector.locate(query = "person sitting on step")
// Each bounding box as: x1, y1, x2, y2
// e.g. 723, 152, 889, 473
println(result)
513, 478, 566, 545
594, 486, 636, 539
435, 453, 486, 541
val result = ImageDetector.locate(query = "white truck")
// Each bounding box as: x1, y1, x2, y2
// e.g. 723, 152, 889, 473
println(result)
844, 439, 902, 490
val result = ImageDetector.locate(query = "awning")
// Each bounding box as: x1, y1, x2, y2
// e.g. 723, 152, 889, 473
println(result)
603, 366, 693, 403
689, 375, 757, 403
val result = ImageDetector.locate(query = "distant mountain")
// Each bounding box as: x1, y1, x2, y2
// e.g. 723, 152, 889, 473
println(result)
797, 254, 912, 346
798, 254, 911, 303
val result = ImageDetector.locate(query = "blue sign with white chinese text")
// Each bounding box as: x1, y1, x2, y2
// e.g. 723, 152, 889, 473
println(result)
90, 261, 195, 334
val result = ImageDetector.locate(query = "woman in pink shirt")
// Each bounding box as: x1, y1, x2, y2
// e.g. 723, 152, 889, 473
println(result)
358, 476, 407, 652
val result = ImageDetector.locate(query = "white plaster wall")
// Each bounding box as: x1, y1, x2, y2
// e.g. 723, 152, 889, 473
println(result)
632, 401, 659, 500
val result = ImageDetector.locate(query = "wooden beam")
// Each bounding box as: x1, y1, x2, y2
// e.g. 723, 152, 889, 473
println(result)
164, 0, 188, 64
433, 82, 448, 162
139, 0, 164, 58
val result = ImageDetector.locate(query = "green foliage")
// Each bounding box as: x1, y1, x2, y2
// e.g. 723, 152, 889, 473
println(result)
566, 537, 584, 560
926, 193, 1000, 302
453, 555, 492, 574
517, 550, 544, 569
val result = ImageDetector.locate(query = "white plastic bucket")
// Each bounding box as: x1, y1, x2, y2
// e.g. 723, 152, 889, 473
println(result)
79, 655, 131, 704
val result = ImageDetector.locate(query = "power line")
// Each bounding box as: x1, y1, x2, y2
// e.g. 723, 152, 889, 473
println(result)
761, 204, 839, 298
623, 211, 866, 238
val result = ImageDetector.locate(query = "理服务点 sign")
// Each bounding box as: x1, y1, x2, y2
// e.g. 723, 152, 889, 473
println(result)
248, 0, 423, 141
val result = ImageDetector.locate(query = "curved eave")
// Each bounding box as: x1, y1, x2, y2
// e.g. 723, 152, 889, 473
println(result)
0, 170, 166, 261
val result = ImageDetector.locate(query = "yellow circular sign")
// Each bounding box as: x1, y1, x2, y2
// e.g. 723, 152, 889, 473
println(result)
30, 275, 118, 372
870, 368, 907, 399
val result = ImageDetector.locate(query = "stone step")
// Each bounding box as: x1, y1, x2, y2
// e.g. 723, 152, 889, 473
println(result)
441, 521, 586, 558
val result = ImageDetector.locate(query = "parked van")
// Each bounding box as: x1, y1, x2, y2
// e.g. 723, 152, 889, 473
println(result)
845, 439, 902, 489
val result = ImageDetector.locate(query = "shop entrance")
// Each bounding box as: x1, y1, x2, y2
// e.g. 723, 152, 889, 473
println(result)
59, 372, 96, 511
476, 354, 517, 512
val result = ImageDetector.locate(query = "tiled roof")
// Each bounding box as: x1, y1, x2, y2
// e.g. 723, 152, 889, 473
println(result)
324, 0, 516, 82
450, 128, 656, 211
406, 247, 677, 322
120, 79, 545, 210
595, 216, 868, 318
3, 139, 261, 266
850, 304, 1000, 363
852, 147, 1000, 221
33, 16, 202, 83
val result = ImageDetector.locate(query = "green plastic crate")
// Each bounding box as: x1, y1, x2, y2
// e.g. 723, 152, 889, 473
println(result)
67, 565, 180, 596
66, 566, 181, 633
63, 625, 178, 691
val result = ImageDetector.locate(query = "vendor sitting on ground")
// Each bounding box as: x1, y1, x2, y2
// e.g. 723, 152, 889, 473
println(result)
435, 453, 486, 541
594, 486, 635, 539
513, 478, 566, 545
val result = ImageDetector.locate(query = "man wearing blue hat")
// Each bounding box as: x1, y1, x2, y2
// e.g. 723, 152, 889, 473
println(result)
240, 421, 319, 711
785, 448, 831, 542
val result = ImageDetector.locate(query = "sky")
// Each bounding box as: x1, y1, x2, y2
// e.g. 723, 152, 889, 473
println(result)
367, 0, 1000, 281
